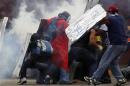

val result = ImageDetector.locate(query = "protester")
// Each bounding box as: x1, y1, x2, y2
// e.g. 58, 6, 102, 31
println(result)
18, 33, 53, 85
18, 11, 71, 85
69, 28, 102, 80
94, 24, 111, 84
46, 11, 71, 84
84, 4, 128, 86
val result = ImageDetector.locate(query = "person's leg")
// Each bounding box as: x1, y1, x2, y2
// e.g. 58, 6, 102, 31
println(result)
18, 59, 35, 85
88, 47, 101, 77
110, 59, 126, 84
84, 45, 120, 85
81, 48, 97, 76
45, 63, 59, 84
69, 47, 82, 80
19, 59, 33, 79
110, 58, 124, 80
44, 63, 70, 84
92, 45, 123, 80
36, 62, 53, 84
20, 52, 39, 78
88, 63, 98, 77
70, 47, 98, 77
109, 45, 127, 84
59, 68, 69, 82
80, 48, 99, 78
98, 46, 111, 83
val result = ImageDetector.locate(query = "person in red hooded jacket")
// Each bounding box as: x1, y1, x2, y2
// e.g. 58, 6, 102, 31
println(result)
47, 11, 71, 84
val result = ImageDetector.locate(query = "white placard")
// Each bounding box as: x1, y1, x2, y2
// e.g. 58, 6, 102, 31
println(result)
0, 17, 8, 38
66, 4, 106, 42
0, 17, 8, 49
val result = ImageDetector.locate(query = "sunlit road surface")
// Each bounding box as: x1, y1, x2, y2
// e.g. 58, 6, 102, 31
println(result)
0, 79, 130, 86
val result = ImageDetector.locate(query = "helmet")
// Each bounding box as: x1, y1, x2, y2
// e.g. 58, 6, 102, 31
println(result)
107, 4, 118, 14
58, 11, 71, 21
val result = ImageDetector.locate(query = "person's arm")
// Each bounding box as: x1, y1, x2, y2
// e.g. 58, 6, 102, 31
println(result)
89, 29, 103, 50
89, 29, 97, 46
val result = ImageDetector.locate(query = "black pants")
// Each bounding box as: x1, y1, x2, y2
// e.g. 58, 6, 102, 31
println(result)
19, 54, 50, 79
69, 46, 99, 78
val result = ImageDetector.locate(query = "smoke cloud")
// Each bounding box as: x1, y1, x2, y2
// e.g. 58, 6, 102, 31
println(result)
0, 0, 17, 18
100, 0, 130, 24
0, 0, 87, 78
0, 33, 21, 78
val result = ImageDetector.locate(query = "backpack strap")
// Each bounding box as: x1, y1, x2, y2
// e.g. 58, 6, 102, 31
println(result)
48, 18, 58, 30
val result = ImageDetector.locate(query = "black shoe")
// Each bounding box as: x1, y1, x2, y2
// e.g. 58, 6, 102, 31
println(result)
84, 76, 101, 85
17, 78, 27, 85
116, 78, 126, 86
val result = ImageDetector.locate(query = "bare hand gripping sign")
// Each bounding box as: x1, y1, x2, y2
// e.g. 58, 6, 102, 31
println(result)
66, 4, 106, 42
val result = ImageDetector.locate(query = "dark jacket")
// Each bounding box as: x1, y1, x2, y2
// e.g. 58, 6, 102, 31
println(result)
106, 14, 128, 45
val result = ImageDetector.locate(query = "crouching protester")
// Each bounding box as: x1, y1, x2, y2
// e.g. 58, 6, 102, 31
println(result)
84, 5, 128, 86
69, 27, 103, 81
24, 11, 71, 85
17, 33, 53, 85
18, 11, 72, 85
46, 11, 72, 84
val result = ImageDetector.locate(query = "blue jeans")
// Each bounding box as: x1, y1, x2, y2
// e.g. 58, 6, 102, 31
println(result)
59, 69, 69, 81
47, 64, 69, 82
92, 45, 127, 80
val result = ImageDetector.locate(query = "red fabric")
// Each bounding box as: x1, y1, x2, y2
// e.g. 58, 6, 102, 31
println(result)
128, 38, 130, 42
48, 17, 69, 71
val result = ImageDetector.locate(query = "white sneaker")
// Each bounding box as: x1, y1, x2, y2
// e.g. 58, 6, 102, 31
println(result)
17, 77, 27, 85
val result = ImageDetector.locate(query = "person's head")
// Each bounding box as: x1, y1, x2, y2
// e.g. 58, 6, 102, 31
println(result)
58, 11, 71, 21
107, 4, 119, 14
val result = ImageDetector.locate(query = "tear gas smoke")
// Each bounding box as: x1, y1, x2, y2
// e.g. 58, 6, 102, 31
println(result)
0, 0, 87, 78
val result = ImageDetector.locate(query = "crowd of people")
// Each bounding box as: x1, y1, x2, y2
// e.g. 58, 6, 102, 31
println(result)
17, 5, 129, 86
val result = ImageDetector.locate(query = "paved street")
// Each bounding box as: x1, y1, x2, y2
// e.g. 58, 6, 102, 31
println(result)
0, 79, 130, 86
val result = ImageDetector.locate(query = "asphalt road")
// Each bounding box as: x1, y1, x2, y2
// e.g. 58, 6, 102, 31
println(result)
0, 79, 130, 86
